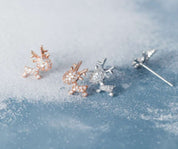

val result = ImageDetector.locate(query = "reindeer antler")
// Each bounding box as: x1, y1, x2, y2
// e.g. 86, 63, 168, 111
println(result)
78, 69, 88, 80
41, 45, 49, 59
105, 66, 114, 74
79, 69, 88, 76
73, 61, 82, 72
96, 58, 107, 68
31, 50, 40, 58
41, 45, 48, 54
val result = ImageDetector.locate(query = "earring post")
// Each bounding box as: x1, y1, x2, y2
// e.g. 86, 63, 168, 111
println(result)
140, 63, 173, 87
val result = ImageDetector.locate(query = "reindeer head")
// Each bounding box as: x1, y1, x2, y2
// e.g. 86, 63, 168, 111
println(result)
31, 46, 52, 71
90, 58, 114, 84
63, 61, 88, 85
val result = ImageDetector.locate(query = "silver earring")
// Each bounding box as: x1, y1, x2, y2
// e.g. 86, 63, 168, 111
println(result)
132, 49, 173, 87
90, 58, 115, 96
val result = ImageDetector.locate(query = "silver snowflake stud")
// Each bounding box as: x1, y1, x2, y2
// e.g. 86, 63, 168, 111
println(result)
90, 58, 115, 96
132, 49, 173, 87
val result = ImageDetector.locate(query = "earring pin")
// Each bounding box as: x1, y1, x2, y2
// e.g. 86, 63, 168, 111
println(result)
132, 49, 173, 87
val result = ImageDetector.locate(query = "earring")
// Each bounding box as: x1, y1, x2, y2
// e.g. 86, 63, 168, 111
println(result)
90, 58, 115, 96
63, 61, 88, 97
22, 46, 52, 79
132, 49, 173, 87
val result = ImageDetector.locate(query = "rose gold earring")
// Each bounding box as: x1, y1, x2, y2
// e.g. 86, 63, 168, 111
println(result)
63, 61, 88, 97
22, 46, 52, 79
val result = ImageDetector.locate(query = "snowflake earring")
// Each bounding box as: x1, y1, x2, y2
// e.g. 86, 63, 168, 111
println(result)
90, 58, 115, 96
22, 46, 52, 79
132, 49, 173, 87
63, 61, 88, 97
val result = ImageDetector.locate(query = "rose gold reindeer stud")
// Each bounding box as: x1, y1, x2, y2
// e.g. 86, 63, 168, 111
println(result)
22, 46, 52, 79
63, 61, 88, 97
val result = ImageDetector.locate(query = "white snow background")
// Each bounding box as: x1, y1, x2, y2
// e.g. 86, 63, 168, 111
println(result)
0, 0, 177, 101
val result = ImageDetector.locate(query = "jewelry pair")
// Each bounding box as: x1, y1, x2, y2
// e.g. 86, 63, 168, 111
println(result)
63, 58, 115, 97
22, 46, 174, 97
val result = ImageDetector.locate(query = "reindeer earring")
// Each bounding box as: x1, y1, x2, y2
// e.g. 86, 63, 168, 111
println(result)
63, 61, 88, 97
132, 49, 173, 87
90, 58, 115, 96
22, 46, 52, 79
